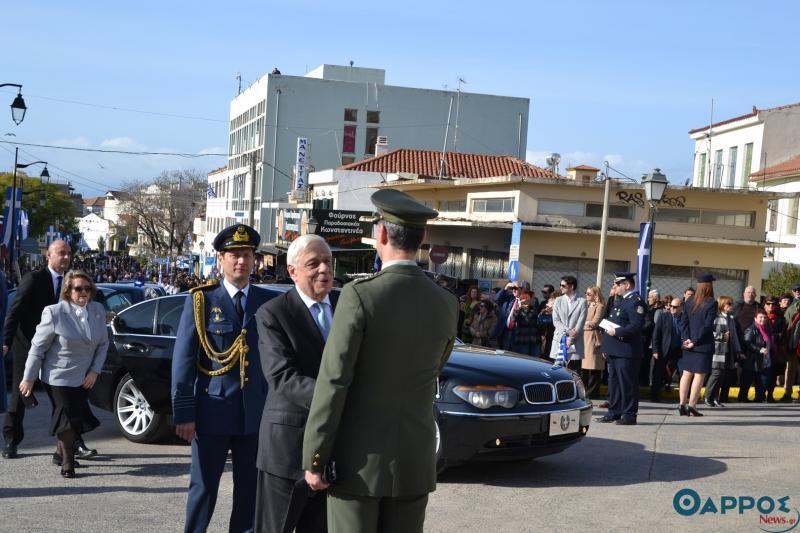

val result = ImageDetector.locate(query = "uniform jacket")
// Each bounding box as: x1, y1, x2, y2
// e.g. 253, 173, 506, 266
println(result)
255, 287, 339, 479
679, 297, 718, 355
600, 291, 646, 359
3, 267, 58, 350
302, 264, 458, 497
549, 294, 587, 360
22, 301, 109, 387
171, 282, 271, 436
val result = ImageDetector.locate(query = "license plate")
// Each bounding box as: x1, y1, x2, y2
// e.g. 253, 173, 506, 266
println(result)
549, 410, 580, 436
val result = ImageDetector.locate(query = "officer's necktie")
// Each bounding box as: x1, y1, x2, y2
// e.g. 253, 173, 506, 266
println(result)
55, 275, 63, 301
234, 290, 245, 322
313, 302, 330, 340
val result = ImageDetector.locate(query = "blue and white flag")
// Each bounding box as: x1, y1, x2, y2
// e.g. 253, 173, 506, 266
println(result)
207, 184, 217, 199
46, 225, 60, 246
636, 222, 655, 299
19, 209, 29, 241
2, 188, 21, 249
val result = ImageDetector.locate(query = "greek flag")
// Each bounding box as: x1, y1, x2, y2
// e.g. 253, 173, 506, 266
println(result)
46, 224, 60, 246
636, 222, 654, 299
19, 209, 29, 241
207, 184, 217, 199
2, 188, 21, 249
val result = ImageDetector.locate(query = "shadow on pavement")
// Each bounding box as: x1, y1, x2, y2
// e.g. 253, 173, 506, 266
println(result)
438, 436, 726, 487
0, 486, 183, 498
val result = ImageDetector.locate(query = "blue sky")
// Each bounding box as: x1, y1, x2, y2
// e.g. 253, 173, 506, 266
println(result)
3, 0, 799, 196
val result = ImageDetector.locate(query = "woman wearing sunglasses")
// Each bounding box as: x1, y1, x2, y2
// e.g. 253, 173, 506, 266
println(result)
18, 271, 109, 478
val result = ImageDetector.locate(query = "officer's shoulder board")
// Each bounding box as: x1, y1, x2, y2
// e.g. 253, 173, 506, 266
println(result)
189, 279, 220, 294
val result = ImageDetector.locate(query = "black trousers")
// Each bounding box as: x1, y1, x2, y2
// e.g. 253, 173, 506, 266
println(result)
3, 338, 31, 446
651, 346, 681, 400
607, 355, 641, 420
254, 469, 326, 533
581, 369, 602, 400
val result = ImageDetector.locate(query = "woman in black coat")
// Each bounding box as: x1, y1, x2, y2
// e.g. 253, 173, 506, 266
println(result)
678, 274, 718, 416
741, 309, 774, 402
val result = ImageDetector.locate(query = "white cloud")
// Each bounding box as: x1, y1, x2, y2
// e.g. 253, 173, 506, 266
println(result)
100, 137, 146, 150
50, 136, 91, 148
197, 146, 226, 155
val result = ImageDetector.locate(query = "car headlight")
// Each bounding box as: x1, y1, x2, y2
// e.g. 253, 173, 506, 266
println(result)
572, 374, 587, 400
453, 385, 520, 409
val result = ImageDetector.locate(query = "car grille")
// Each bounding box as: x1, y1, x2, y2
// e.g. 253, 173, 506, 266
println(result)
524, 383, 555, 404
556, 380, 577, 402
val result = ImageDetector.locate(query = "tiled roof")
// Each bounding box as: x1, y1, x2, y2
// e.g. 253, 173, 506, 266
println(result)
748, 155, 800, 181
689, 102, 800, 134
567, 165, 600, 171
83, 196, 105, 207
338, 149, 559, 179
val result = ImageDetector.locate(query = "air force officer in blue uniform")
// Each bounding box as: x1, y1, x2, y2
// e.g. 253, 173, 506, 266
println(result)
172, 224, 271, 533
598, 272, 646, 425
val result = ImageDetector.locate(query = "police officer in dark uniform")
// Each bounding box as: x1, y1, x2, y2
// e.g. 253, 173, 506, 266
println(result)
171, 224, 272, 533
597, 272, 646, 425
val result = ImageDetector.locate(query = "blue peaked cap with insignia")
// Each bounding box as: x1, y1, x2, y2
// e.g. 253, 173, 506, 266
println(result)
613, 271, 637, 283
213, 223, 260, 252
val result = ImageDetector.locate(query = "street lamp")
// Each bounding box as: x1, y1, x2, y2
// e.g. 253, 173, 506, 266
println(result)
307, 215, 319, 235
641, 168, 669, 294
1, 83, 27, 125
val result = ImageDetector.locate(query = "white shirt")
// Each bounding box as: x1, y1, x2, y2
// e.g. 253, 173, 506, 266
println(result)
381, 259, 418, 268
70, 302, 92, 340
48, 267, 66, 301
222, 279, 250, 310
295, 287, 333, 328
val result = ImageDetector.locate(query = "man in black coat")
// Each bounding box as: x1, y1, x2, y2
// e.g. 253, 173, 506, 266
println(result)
2, 240, 97, 460
254, 235, 337, 533
651, 298, 684, 402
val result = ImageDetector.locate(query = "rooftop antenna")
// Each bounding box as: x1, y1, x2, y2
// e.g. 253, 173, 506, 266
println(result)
545, 153, 561, 176
235, 73, 242, 95
453, 78, 466, 152
439, 96, 454, 179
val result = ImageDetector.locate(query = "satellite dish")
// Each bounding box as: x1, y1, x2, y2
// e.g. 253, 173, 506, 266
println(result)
550, 153, 561, 165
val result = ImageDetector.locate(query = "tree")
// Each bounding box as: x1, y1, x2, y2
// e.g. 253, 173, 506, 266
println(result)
763, 263, 800, 297
0, 172, 78, 237
96, 235, 106, 253
118, 169, 206, 257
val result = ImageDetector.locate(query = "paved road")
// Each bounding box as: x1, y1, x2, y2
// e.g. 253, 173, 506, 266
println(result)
1, 399, 798, 532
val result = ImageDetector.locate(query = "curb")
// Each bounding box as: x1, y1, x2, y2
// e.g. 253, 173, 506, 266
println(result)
598, 385, 799, 401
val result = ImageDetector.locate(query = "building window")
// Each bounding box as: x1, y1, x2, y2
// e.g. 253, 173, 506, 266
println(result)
472, 197, 514, 213
343, 125, 356, 154
532, 255, 629, 295
432, 246, 463, 278
365, 127, 379, 155
468, 249, 509, 279
585, 203, 634, 219
768, 199, 778, 232
698, 153, 707, 186
367, 110, 380, 124
344, 109, 358, 122
712, 149, 723, 188
727, 146, 738, 188
439, 200, 466, 212
539, 200, 633, 220
743, 143, 754, 183
657, 207, 754, 227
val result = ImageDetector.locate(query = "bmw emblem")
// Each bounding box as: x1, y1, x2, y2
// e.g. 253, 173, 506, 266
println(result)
542, 372, 551, 378
560, 415, 570, 431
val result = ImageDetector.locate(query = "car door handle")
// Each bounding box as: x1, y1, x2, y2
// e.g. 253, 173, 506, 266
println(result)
122, 342, 149, 353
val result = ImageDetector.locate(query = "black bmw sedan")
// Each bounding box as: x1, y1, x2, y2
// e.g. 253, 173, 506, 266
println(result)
91, 287, 592, 470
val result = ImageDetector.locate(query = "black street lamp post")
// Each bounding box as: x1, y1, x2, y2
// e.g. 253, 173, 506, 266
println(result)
641, 168, 669, 294
0, 83, 27, 125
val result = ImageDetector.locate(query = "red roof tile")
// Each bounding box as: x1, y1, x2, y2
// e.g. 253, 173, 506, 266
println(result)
567, 165, 600, 171
748, 155, 800, 181
338, 149, 559, 179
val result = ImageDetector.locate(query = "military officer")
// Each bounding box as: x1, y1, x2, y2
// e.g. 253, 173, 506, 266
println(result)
171, 224, 272, 533
302, 189, 459, 533
598, 272, 646, 425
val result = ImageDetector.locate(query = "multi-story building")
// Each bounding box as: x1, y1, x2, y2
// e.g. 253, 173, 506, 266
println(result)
205, 64, 530, 248
688, 102, 800, 266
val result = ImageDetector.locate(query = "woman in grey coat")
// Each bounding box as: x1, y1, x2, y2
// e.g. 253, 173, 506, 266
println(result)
705, 296, 743, 407
18, 271, 108, 478
549, 275, 587, 368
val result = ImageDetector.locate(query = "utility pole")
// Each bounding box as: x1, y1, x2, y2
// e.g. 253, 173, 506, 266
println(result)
596, 161, 612, 287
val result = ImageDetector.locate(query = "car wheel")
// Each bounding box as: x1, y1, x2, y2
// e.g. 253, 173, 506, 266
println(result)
114, 373, 169, 443
435, 412, 447, 474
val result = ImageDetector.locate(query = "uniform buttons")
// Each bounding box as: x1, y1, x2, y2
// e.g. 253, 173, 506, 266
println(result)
314, 453, 320, 459
204, 388, 209, 393
244, 377, 249, 382
312, 461, 319, 467
244, 361, 249, 367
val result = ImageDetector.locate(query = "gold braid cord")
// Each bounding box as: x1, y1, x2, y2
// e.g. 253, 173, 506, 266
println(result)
193, 290, 249, 388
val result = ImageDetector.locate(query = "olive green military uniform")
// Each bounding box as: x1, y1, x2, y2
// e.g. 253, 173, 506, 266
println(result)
302, 188, 458, 533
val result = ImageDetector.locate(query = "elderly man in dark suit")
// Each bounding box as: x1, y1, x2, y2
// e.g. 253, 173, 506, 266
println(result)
651, 297, 684, 402
254, 234, 337, 533
2, 239, 97, 461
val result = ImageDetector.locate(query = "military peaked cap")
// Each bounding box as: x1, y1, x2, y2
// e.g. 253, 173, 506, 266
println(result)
613, 272, 637, 283
367, 189, 438, 229
213, 223, 260, 252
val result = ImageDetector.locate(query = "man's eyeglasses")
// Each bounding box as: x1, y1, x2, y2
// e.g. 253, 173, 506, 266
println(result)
670, 305, 682, 309
559, 283, 568, 288
72, 286, 91, 293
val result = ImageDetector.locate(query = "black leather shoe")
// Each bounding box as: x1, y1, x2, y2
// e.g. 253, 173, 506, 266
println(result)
679, 405, 688, 416
60, 468, 76, 479
595, 415, 620, 423
2, 444, 18, 459
687, 406, 704, 417
75, 441, 98, 459
616, 418, 637, 425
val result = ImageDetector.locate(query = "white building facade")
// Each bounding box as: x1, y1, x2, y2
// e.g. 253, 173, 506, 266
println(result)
689, 102, 800, 266
205, 64, 530, 248
78, 213, 110, 251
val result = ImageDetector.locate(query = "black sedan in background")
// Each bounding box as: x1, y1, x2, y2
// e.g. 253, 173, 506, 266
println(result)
92, 287, 592, 470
